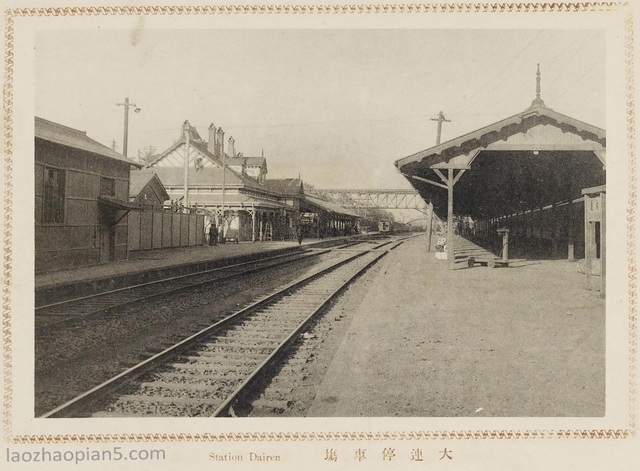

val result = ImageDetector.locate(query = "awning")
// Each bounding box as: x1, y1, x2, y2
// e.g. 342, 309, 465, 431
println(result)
98, 196, 142, 211
301, 195, 361, 218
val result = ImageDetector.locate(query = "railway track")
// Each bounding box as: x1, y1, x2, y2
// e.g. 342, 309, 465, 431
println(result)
35, 249, 330, 334
41, 238, 405, 418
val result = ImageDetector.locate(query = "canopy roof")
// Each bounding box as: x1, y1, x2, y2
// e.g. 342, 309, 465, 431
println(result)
263, 178, 304, 197
395, 103, 606, 220
185, 193, 290, 211
301, 195, 361, 218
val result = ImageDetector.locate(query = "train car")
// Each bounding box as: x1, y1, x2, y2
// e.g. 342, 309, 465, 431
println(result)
378, 220, 392, 233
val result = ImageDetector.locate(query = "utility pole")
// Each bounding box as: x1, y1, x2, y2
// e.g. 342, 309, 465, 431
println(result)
183, 120, 190, 211
424, 111, 449, 253
431, 111, 451, 145
116, 97, 141, 157
219, 127, 226, 241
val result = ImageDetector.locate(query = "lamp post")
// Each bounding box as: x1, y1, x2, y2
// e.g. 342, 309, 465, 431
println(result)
116, 97, 141, 157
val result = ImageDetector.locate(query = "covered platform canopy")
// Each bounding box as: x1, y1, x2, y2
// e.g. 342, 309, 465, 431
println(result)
395, 70, 605, 269
299, 194, 361, 238
301, 194, 361, 218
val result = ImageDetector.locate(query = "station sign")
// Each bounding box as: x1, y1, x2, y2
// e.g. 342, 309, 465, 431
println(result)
585, 194, 602, 222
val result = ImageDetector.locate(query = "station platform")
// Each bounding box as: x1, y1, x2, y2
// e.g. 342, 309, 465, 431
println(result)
307, 234, 605, 417
35, 235, 366, 306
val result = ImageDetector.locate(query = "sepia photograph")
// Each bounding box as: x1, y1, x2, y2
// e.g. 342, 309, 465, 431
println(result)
33, 27, 607, 419
2, 2, 639, 470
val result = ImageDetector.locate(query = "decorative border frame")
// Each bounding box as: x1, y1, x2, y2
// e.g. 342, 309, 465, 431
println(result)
2, 2, 636, 444
0, 3, 631, 14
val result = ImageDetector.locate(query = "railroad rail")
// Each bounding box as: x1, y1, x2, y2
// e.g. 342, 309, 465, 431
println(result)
41, 237, 406, 418
36, 249, 330, 334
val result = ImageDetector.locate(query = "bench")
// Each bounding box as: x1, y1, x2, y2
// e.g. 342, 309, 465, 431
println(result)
467, 256, 509, 268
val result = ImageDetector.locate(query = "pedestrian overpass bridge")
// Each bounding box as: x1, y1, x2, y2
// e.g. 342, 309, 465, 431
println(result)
320, 189, 430, 214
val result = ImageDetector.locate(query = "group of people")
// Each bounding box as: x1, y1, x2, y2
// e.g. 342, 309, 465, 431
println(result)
208, 223, 305, 246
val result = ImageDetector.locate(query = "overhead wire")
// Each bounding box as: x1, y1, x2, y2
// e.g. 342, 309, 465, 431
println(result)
161, 32, 549, 135
470, 31, 600, 118
543, 31, 594, 99
446, 30, 544, 118
129, 32, 603, 152
544, 37, 605, 106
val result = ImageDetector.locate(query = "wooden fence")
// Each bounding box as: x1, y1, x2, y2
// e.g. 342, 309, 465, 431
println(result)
128, 210, 205, 251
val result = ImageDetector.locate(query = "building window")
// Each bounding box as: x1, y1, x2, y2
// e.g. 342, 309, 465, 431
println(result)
100, 177, 115, 197
43, 167, 65, 223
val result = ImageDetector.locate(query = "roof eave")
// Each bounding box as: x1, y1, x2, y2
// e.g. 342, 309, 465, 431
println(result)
395, 105, 606, 172
36, 135, 143, 168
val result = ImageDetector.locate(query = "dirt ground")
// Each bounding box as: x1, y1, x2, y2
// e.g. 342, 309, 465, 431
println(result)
307, 234, 605, 417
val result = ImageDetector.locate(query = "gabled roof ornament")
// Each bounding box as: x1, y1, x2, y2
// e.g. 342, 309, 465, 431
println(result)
530, 63, 546, 108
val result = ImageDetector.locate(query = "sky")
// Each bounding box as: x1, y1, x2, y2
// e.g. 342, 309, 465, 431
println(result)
35, 28, 605, 190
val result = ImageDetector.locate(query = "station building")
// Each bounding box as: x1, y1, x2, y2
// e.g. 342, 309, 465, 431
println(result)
35, 117, 141, 272
135, 121, 295, 242
135, 121, 361, 243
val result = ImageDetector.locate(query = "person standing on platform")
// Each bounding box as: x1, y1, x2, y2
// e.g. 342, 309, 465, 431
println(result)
209, 224, 218, 246
296, 224, 304, 246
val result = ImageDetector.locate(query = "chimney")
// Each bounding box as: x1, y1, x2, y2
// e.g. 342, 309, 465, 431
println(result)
228, 137, 235, 158
216, 127, 225, 158
207, 123, 216, 154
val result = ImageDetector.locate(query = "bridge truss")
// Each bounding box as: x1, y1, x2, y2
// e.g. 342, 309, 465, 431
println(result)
321, 189, 430, 214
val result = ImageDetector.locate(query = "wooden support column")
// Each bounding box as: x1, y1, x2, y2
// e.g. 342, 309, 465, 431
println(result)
567, 197, 575, 260
582, 186, 606, 295
251, 206, 256, 242
447, 169, 454, 269
497, 228, 509, 261
551, 202, 558, 259
584, 203, 594, 290
528, 211, 533, 240
425, 204, 433, 252
539, 206, 544, 239
433, 167, 465, 269
600, 192, 606, 298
